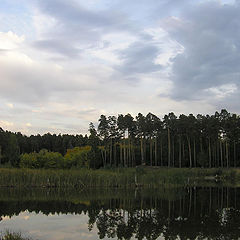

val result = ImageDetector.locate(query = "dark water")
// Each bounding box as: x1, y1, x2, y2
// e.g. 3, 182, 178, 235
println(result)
0, 187, 240, 239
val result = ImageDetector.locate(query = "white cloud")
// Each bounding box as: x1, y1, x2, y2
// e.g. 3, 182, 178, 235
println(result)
0, 120, 14, 128
0, 31, 24, 50
205, 83, 238, 99
6, 103, 14, 108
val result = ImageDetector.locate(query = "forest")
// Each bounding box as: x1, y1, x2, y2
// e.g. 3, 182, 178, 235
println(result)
0, 109, 240, 169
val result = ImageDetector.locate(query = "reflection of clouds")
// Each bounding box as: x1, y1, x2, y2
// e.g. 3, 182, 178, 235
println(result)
1, 211, 102, 240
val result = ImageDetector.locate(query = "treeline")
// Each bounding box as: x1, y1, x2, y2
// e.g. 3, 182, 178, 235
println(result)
0, 109, 240, 168
98, 109, 240, 168
0, 129, 90, 166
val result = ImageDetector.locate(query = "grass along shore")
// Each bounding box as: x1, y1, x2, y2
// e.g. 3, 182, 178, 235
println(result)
0, 231, 32, 240
0, 167, 239, 188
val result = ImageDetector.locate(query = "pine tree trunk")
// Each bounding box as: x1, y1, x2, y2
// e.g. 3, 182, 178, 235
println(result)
183, 141, 185, 163
226, 141, 229, 168
161, 138, 163, 166
215, 143, 217, 167
179, 136, 181, 168
124, 138, 126, 167
168, 128, 171, 167
172, 137, 175, 167
126, 140, 129, 167
155, 137, 157, 166
150, 137, 152, 166
132, 140, 135, 167
200, 137, 203, 153
140, 137, 144, 165
187, 136, 192, 168
216, 141, 219, 167
193, 138, 196, 167
120, 143, 123, 166
144, 136, 146, 165
234, 141, 236, 168
220, 140, 223, 168
110, 140, 112, 166
128, 138, 131, 167
101, 149, 104, 166
114, 141, 117, 166
104, 149, 107, 166
208, 138, 211, 168
0, 146, 2, 165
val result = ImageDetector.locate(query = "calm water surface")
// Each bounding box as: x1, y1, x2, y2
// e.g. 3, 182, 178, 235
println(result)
0, 187, 240, 239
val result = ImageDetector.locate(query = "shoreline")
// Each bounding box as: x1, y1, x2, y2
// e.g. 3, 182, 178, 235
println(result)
0, 167, 239, 188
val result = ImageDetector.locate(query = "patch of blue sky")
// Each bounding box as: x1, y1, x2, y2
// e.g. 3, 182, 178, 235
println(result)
72, 0, 153, 27
0, 0, 35, 39
76, 0, 116, 10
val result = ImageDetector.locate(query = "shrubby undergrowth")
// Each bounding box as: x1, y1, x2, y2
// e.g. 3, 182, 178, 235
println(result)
19, 146, 101, 169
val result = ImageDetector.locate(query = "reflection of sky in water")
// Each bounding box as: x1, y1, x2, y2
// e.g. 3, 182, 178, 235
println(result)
0, 211, 165, 240
0, 211, 102, 240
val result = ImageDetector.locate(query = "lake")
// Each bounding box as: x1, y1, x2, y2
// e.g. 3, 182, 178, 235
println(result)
0, 186, 240, 239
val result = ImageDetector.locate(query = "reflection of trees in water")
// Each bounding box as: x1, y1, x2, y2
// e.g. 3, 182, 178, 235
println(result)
1, 187, 240, 239
93, 203, 240, 239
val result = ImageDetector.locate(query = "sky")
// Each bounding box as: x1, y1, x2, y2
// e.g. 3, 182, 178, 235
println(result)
0, 0, 239, 135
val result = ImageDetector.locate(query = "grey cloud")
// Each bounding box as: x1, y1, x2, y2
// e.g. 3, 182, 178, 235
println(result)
37, 0, 133, 31
38, 0, 124, 29
0, 69, 49, 104
76, 109, 97, 116
0, 61, 91, 105
43, 108, 97, 120
32, 0, 137, 57
111, 0, 191, 21
50, 122, 87, 131
218, 91, 240, 111
32, 0, 166, 76
162, 1, 240, 101
115, 41, 162, 77
33, 0, 164, 77
32, 40, 81, 58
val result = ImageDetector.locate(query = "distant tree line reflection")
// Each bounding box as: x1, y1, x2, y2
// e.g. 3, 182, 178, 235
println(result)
1, 187, 240, 239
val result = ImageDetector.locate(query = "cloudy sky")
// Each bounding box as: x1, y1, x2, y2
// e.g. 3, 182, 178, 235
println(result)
0, 0, 239, 135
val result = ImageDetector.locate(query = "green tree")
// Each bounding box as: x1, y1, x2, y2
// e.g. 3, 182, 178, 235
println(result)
136, 113, 147, 165
98, 115, 110, 167
5, 133, 20, 166
20, 152, 38, 168
88, 122, 102, 169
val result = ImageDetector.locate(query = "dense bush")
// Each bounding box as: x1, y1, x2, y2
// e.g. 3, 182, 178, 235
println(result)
19, 147, 96, 169
64, 146, 91, 168
20, 152, 38, 168
20, 149, 64, 169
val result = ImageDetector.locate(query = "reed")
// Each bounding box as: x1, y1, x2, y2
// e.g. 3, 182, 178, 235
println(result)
0, 167, 238, 188
0, 231, 31, 240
